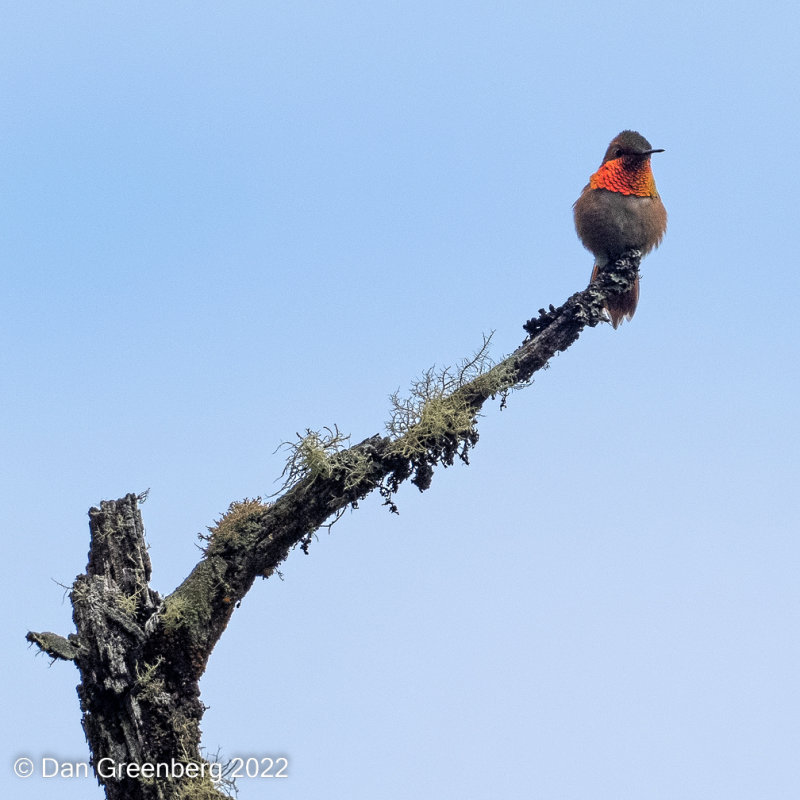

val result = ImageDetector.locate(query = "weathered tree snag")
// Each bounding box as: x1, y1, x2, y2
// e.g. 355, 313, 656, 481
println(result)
27, 253, 641, 799
74, 495, 219, 799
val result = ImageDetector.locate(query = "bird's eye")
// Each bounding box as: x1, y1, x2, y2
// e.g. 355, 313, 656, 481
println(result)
614, 148, 623, 158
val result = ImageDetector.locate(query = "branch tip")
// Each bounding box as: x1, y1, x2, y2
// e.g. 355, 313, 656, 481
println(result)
26, 630, 79, 662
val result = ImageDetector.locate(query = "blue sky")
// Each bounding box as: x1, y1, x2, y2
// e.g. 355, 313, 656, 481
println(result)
3, 2, 799, 798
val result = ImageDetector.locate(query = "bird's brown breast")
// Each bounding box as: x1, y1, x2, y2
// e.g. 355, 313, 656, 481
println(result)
574, 187, 667, 261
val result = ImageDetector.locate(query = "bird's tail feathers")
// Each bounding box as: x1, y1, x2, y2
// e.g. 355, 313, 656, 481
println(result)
590, 261, 639, 329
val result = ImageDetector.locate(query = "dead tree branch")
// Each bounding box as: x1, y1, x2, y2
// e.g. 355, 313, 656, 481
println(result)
27, 251, 640, 799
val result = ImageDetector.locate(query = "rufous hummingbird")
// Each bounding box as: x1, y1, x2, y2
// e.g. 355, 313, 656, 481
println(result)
573, 130, 667, 328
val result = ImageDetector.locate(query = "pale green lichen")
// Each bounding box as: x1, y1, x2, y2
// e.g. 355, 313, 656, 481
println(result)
162, 557, 228, 636
388, 392, 476, 460
172, 727, 234, 799
161, 595, 191, 633
113, 588, 142, 616
330, 444, 375, 493
469, 358, 518, 400
70, 578, 91, 604
386, 334, 509, 458
176, 775, 230, 800
134, 656, 166, 702
276, 426, 350, 492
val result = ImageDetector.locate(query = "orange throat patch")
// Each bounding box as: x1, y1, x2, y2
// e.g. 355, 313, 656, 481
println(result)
589, 158, 657, 197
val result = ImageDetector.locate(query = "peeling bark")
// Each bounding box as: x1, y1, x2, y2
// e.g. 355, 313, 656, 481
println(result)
27, 253, 640, 799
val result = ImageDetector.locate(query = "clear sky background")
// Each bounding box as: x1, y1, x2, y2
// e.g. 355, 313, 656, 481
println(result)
3, 2, 799, 799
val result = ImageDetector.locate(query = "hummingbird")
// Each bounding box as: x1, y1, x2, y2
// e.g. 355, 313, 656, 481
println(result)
573, 130, 667, 328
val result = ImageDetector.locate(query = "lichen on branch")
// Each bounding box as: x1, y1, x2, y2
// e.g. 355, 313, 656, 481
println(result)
26, 630, 80, 662
386, 333, 494, 449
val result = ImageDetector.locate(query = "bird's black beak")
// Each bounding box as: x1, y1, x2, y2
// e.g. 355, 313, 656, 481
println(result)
642, 148, 665, 155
